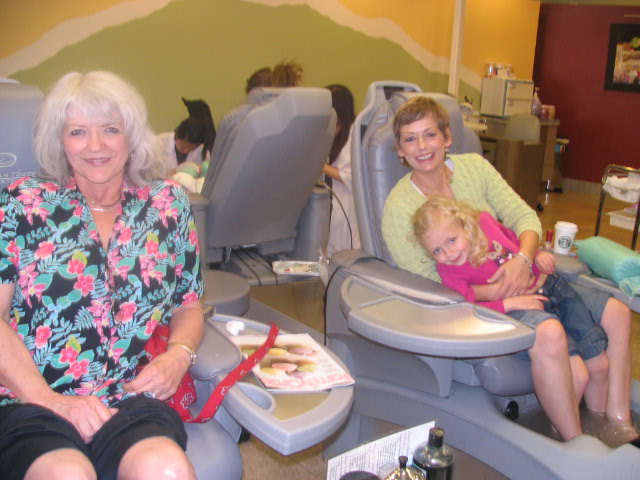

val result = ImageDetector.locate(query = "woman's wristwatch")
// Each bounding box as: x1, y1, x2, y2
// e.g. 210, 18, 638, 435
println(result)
168, 342, 197, 366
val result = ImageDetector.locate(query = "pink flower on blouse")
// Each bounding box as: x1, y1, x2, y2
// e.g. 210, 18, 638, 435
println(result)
137, 187, 150, 202
68, 259, 85, 275
119, 227, 132, 245
8, 177, 28, 190
59, 346, 79, 364
0, 209, 4, 223
65, 358, 90, 380
145, 318, 158, 336
87, 299, 110, 318
189, 229, 198, 247
35, 241, 55, 259
41, 182, 59, 192
115, 302, 137, 323
74, 274, 95, 296
183, 291, 199, 305
89, 229, 100, 244
145, 239, 159, 255
7, 240, 20, 255
16, 187, 42, 206
35, 325, 52, 349
7, 240, 20, 268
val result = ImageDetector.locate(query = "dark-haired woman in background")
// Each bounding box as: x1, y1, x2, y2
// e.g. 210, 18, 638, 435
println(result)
158, 116, 210, 171
323, 84, 361, 257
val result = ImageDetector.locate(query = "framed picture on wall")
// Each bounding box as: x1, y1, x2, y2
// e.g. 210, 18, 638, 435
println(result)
604, 23, 640, 92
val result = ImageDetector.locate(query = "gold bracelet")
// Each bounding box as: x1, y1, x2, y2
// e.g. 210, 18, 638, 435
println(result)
168, 342, 197, 366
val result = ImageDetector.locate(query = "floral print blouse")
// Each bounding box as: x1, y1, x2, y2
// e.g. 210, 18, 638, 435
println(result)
0, 177, 204, 407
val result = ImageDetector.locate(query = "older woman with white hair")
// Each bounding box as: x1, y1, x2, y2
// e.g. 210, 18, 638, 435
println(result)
0, 71, 203, 480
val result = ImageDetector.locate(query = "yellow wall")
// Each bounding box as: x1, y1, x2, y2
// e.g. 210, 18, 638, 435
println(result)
1, 0, 130, 58
465, 0, 541, 80
337, 0, 456, 59
2, 1, 540, 81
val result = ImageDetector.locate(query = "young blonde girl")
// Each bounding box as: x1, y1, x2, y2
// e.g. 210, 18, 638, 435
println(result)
413, 195, 635, 442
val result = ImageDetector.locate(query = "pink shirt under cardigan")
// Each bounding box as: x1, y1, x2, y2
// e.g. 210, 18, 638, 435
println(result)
436, 212, 541, 313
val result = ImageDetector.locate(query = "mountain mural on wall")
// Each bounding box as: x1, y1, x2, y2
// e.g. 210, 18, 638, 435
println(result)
7, 0, 477, 131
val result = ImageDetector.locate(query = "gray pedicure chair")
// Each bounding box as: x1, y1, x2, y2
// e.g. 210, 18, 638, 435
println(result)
321, 81, 640, 480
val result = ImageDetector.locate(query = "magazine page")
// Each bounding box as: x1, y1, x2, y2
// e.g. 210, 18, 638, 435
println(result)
231, 333, 354, 392
326, 421, 436, 480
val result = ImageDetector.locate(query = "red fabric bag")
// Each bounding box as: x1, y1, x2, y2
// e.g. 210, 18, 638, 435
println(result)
140, 322, 279, 423
141, 324, 197, 421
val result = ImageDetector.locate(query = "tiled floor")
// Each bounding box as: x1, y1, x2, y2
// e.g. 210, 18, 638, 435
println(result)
239, 188, 640, 480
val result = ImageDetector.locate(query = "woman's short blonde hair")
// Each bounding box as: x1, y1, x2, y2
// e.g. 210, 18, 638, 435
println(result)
412, 195, 488, 267
33, 70, 166, 186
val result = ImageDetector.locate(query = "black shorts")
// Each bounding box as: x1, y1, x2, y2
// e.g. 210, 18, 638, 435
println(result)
0, 395, 187, 480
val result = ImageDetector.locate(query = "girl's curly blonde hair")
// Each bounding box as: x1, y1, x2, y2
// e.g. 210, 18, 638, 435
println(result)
412, 196, 488, 267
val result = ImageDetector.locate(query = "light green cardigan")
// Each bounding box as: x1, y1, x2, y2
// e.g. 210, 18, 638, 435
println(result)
381, 153, 542, 282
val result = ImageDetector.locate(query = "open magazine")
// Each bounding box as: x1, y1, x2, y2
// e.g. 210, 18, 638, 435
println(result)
231, 333, 354, 392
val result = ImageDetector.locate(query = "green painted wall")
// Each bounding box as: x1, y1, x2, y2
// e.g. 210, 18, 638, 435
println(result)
12, 0, 457, 133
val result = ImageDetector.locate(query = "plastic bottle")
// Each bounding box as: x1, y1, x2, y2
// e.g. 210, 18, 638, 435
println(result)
412, 427, 455, 480
531, 87, 542, 118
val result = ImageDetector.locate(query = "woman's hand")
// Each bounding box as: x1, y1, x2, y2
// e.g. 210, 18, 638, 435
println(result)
503, 294, 548, 313
42, 392, 118, 443
487, 255, 533, 298
124, 301, 203, 400
124, 347, 191, 400
535, 250, 555, 274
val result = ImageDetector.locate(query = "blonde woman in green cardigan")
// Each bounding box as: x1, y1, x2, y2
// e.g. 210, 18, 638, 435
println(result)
381, 96, 621, 442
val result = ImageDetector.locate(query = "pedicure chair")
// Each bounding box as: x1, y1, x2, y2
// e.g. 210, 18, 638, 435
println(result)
191, 86, 336, 285
321, 81, 640, 479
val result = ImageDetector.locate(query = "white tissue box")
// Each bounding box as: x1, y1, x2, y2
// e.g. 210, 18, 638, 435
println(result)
608, 209, 640, 231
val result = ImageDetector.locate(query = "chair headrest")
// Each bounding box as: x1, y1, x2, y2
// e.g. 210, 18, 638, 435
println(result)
0, 82, 43, 188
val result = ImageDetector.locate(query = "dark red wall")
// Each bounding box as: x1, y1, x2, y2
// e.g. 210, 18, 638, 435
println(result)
535, 5, 640, 183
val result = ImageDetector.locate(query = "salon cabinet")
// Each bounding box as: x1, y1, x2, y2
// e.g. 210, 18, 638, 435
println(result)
480, 134, 545, 211
480, 116, 560, 192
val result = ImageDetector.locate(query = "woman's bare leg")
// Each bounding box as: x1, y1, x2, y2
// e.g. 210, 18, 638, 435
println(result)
529, 318, 582, 440
117, 436, 196, 480
599, 298, 632, 422
25, 449, 96, 480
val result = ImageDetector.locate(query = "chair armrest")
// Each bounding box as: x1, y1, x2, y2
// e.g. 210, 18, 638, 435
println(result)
553, 252, 590, 282
331, 249, 465, 304
188, 192, 209, 265
191, 317, 242, 381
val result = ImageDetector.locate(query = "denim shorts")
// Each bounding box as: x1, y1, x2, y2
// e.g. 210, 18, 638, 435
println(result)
0, 395, 187, 480
509, 273, 611, 360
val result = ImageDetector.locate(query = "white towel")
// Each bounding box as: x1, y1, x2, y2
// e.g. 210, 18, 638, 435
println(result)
604, 173, 640, 203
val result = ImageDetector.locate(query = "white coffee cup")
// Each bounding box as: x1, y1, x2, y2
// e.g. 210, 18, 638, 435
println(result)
553, 221, 578, 255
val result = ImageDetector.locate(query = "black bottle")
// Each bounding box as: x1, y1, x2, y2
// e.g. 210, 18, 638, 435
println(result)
412, 427, 454, 480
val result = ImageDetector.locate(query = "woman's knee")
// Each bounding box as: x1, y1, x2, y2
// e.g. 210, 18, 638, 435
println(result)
25, 449, 96, 480
602, 298, 631, 335
532, 319, 568, 358
118, 436, 195, 480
